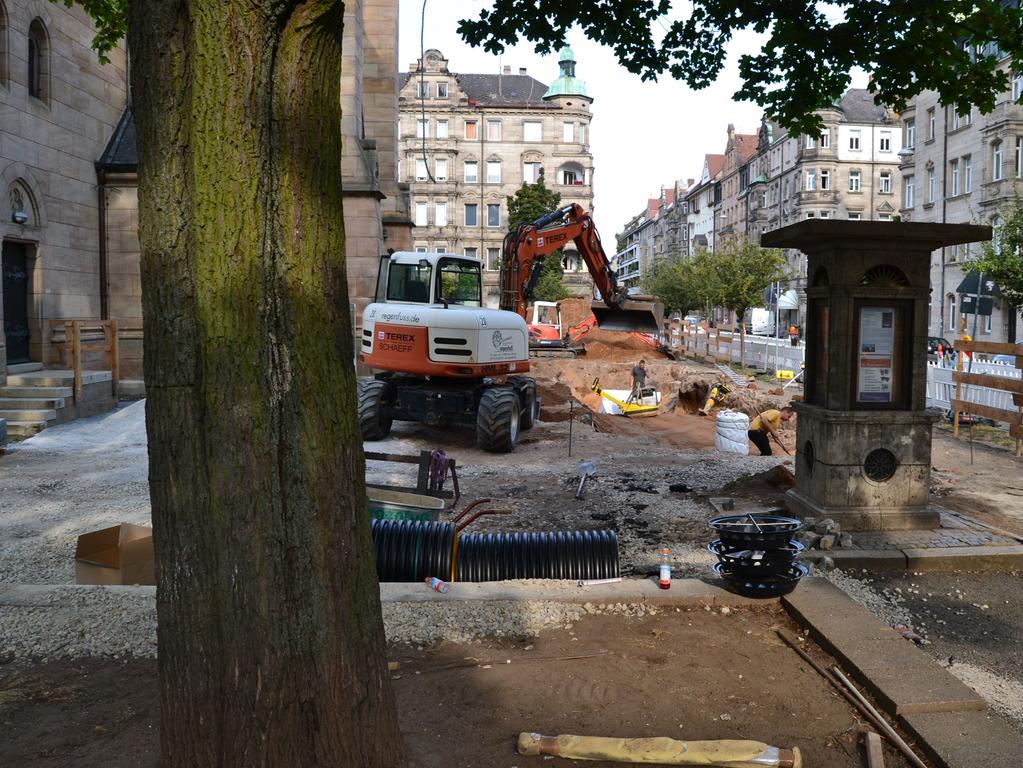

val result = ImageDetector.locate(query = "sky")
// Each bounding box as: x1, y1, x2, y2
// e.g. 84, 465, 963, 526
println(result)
397, 0, 774, 239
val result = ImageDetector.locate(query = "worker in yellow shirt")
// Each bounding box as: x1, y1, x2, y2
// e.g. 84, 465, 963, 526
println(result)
748, 406, 794, 456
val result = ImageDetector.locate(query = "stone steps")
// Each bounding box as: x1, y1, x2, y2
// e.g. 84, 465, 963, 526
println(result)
0, 397, 67, 410
4, 420, 52, 438
6, 369, 112, 388
6, 362, 44, 374
0, 368, 117, 439
0, 407, 58, 422
0, 386, 75, 398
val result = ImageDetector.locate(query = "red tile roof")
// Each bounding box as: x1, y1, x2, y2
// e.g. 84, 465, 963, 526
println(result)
732, 133, 759, 163
705, 154, 725, 179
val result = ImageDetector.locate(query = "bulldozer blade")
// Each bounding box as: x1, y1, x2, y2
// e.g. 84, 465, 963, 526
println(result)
591, 298, 664, 334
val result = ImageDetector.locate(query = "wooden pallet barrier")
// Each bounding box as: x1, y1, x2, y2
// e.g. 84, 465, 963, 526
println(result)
952, 340, 1023, 455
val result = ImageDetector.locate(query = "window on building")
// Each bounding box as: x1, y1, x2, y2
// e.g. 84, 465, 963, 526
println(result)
805, 170, 816, 191
904, 176, 914, 208
950, 159, 960, 196
436, 120, 449, 139
820, 169, 830, 190
464, 247, 478, 260
415, 158, 428, 181
464, 161, 478, 183
879, 132, 892, 152
848, 170, 861, 192
579, 124, 587, 144
437, 82, 448, 98
414, 244, 428, 253
561, 168, 581, 185
905, 119, 915, 148
486, 161, 501, 183
435, 157, 447, 181
947, 295, 957, 330
416, 119, 429, 138
963, 156, 972, 192
848, 212, 862, 220
983, 312, 992, 335
805, 211, 816, 219
927, 108, 936, 141
1014, 74, 1023, 102
993, 140, 1004, 180
435, 202, 447, 227
464, 204, 478, 227
436, 243, 448, 253
879, 171, 892, 193
28, 19, 48, 100
805, 135, 817, 149
849, 131, 861, 150
465, 120, 478, 139
523, 162, 542, 183
927, 169, 935, 202
487, 120, 501, 140
416, 81, 429, 99
952, 110, 961, 131
819, 211, 831, 219
878, 213, 892, 221
415, 201, 428, 226
563, 122, 574, 142
487, 203, 501, 228
486, 247, 501, 271
820, 131, 830, 148
962, 107, 972, 126
1017, 138, 1023, 177
523, 121, 542, 142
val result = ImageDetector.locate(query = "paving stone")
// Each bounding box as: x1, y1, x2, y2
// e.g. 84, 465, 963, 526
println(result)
783, 578, 986, 716
826, 550, 908, 570
900, 710, 1023, 768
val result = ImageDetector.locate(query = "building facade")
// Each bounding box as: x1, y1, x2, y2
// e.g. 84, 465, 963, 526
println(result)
716, 125, 759, 245
1, 0, 128, 381
398, 47, 595, 307
899, 83, 1023, 344
685, 154, 724, 255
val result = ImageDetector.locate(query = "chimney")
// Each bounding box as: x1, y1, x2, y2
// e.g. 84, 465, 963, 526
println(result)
519, 67, 527, 75
503, 65, 511, 75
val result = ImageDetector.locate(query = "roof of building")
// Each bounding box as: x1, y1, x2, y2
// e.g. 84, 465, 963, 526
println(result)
706, 154, 725, 179
401, 71, 555, 107
663, 188, 675, 206
646, 198, 660, 219
837, 88, 890, 123
732, 133, 759, 163
96, 107, 138, 171
544, 46, 589, 100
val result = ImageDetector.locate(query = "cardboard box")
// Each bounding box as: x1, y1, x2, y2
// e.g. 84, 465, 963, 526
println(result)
75, 523, 156, 585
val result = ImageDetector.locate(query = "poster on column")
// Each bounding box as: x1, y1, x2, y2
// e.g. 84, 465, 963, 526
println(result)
857, 307, 895, 402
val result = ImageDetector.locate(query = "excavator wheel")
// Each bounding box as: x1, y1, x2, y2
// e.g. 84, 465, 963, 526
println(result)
507, 376, 540, 430
476, 386, 521, 453
358, 379, 393, 441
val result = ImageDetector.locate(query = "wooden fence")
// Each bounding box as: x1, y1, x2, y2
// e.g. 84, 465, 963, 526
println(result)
950, 340, 1023, 456
54, 320, 119, 401
671, 324, 804, 372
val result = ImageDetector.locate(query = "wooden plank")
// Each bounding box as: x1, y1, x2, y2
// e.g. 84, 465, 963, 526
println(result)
952, 371, 1023, 394
956, 340, 1021, 355
71, 320, 83, 402
1009, 424, 1023, 439
108, 320, 119, 397
951, 399, 1022, 425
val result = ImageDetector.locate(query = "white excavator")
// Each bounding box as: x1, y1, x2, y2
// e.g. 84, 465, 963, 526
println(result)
357, 204, 663, 452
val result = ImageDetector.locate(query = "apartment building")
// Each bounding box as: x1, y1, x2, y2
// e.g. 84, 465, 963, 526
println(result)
899, 80, 1023, 343
398, 47, 595, 307
685, 154, 725, 255
716, 126, 759, 245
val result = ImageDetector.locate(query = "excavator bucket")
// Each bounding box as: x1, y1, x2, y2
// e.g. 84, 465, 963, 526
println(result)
590, 297, 664, 334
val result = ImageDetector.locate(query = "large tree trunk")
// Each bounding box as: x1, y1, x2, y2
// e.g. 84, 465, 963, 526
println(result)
128, 2, 407, 765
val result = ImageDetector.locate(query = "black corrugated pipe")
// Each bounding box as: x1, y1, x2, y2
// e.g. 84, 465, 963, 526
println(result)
369, 520, 619, 583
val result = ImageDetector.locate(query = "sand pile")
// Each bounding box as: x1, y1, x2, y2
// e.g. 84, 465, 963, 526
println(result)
555, 296, 670, 361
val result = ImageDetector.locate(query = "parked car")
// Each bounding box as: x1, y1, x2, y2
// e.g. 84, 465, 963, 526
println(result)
992, 342, 1023, 364
927, 336, 953, 359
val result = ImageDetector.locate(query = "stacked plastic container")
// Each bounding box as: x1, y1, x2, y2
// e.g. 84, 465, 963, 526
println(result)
708, 513, 807, 597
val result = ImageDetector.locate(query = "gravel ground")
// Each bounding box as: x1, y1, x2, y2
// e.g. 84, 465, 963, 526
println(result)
825, 568, 1023, 733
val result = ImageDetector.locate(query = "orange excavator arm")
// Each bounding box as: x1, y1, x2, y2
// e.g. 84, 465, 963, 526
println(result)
499, 204, 663, 333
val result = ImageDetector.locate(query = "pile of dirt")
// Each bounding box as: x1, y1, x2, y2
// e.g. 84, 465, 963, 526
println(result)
556, 296, 671, 361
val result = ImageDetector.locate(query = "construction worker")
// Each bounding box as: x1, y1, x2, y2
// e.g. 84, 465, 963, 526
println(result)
748, 406, 795, 456
628, 359, 647, 404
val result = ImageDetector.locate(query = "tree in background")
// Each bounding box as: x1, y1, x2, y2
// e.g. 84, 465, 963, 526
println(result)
461, 1, 1023, 135
712, 240, 789, 368
68, 1, 407, 766
967, 198, 1023, 335
507, 172, 569, 301
642, 254, 700, 316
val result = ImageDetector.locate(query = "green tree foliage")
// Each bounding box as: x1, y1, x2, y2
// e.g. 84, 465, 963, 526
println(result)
459, 1, 1023, 135
967, 197, 1023, 316
641, 254, 698, 315
507, 172, 569, 301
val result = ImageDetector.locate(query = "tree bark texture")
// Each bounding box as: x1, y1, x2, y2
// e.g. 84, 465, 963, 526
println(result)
127, 2, 407, 765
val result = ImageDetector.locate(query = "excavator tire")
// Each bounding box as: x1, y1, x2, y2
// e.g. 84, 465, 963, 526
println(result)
507, 376, 540, 430
358, 379, 393, 441
476, 386, 521, 453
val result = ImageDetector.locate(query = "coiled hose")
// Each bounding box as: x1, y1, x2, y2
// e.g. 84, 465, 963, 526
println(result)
369, 520, 618, 583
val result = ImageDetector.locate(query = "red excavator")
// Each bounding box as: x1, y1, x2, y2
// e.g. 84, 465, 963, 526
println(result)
501, 203, 664, 336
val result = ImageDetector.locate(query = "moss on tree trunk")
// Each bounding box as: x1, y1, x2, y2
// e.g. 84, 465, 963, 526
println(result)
128, 2, 407, 765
